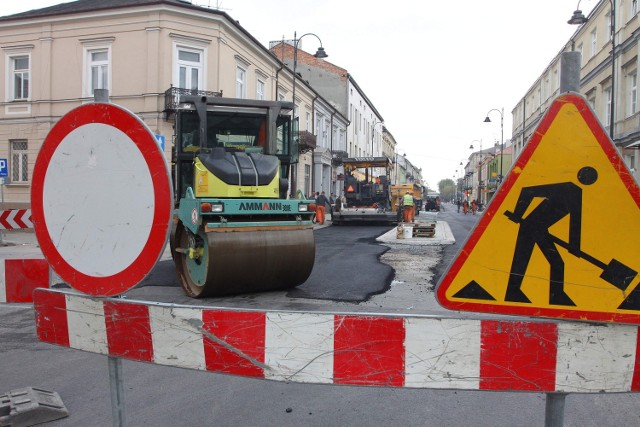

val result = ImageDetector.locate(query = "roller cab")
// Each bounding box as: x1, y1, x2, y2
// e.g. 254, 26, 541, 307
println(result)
170, 95, 316, 297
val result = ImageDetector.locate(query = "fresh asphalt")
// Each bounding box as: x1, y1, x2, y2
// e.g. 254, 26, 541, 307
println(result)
0, 211, 457, 307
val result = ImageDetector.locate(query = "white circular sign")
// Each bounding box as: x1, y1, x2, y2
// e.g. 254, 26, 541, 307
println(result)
31, 103, 173, 296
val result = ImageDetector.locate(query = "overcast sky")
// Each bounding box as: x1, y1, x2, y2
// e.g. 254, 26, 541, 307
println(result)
3, 0, 599, 189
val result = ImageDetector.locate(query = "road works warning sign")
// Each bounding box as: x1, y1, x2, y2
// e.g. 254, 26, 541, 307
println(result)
437, 93, 640, 324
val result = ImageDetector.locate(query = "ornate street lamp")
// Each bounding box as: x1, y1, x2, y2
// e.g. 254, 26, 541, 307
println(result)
371, 120, 383, 156
291, 31, 327, 120
484, 107, 504, 182
290, 32, 327, 195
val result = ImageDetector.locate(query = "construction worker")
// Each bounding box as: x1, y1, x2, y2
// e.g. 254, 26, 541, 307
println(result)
402, 191, 415, 223
315, 191, 331, 225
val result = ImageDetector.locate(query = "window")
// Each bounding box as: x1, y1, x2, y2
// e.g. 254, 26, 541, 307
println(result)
85, 48, 110, 96
10, 140, 28, 183
590, 29, 597, 58
256, 77, 265, 100
305, 164, 311, 198
177, 48, 203, 90
604, 86, 612, 127
171, 34, 209, 91
323, 118, 329, 148
632, 0, 638, 17
628, 71, 637, 116
10, 55, 29, 100
543, 77, 549, 101
577, 43, 584, 65
236, 64, 247, 98
306, 111, 311, 132
587, 91, 596, 109
606, 12, 613, 41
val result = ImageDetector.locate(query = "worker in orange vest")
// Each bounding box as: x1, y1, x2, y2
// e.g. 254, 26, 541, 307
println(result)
402, 191, 415, 223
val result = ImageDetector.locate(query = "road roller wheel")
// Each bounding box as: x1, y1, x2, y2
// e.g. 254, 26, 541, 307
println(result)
171, 222, 316, 298
172, 223, 211, 298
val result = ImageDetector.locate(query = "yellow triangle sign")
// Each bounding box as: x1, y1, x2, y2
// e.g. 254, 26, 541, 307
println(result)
437, 93, 640, 324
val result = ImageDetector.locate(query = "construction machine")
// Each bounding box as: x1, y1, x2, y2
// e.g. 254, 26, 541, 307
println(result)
390, 183, 424, 216
170, 95, 316, 297
332, 157, 398, 225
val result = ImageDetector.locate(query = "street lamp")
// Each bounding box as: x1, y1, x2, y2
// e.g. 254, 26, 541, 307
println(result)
568, 1, 615, 140
568, 1, 588, 25
291, 31, 328, 120
371, 120, 383, 156
483, 107, 504, 182
469, 140, 482, 202
290, 31, 327, 196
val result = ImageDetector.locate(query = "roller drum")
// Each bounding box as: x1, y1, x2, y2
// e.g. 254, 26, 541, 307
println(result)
173, 224, 315, 297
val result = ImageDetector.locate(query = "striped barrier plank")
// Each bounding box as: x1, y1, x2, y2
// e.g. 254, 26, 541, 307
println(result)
0, 259, 50, 303
33, 288, 640, 393
0, 209, 33, 229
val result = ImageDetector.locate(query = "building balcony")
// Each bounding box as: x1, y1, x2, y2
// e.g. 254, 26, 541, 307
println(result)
163, 86, 223, 119
297, 130, 316, 154
332, 150, 349, 166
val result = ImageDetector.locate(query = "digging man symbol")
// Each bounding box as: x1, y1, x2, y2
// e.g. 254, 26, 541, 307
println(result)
503, 166, 599, 307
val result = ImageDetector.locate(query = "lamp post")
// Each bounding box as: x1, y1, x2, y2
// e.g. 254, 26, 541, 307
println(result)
568, 1, 615, 140
371, 120, 383, 156
469, 140, 482, 203
291, 31, 327, 122
484, 107, 504, 182
291, 31, 327, 195
458, 161, 464, 201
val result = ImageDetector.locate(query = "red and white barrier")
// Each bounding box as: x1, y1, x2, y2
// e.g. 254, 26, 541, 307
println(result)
0, 209, 33, 229
33, 288, 640, 393
0, 259, 50, 303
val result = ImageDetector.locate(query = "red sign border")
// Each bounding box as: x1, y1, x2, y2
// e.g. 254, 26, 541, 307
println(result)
437, 93, 640, 324
31, 103, 173, 297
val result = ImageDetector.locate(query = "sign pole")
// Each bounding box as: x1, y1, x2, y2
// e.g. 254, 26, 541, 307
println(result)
0, 178, 4, 244
108, 356, 126, 427
94, 90, 127, 427
544, 393, 566, 427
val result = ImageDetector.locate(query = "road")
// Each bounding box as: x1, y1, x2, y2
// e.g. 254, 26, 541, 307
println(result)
3, 209, 640, 426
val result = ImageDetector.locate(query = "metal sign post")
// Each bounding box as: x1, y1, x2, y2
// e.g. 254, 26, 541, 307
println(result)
0, 159, 7, 244
108, 356, 126, 427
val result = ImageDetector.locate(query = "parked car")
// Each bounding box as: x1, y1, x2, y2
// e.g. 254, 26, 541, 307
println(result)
424, 193, 440, 211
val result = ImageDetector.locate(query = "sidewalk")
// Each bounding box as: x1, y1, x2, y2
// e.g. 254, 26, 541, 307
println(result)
376, 221, 456, 246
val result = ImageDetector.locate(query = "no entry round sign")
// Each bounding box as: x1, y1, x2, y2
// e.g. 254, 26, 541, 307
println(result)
31, 102, 173, 296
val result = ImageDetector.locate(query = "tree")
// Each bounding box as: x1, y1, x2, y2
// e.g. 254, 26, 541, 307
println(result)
438, 178, 456, 202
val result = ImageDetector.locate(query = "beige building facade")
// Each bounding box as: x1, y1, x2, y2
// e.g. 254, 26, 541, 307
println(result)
512, 0, 640, 180
0, 0, 347, 207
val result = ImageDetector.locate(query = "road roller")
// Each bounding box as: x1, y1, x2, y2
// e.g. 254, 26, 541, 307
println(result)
170, 95, 316, 297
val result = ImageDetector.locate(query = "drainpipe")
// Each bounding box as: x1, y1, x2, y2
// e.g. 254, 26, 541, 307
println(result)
274, 37, 285, 100
330, 111, 335, 196
311, 96, 318, 193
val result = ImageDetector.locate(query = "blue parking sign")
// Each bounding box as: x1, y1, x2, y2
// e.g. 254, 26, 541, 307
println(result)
0, 158, 7, 178
155, 134, 165, 151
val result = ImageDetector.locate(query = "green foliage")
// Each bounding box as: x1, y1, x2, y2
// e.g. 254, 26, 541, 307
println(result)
438, 178, 456, 201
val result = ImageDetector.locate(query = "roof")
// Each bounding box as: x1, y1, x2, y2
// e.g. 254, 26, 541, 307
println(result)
0, 0, 220, 22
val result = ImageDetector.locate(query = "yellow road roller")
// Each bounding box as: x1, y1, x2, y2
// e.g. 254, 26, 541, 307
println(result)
170, 95, 315, 297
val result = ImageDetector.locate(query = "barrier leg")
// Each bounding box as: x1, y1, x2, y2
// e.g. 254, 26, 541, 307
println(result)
108, 356, 126, 427
544, 392, 566, 427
